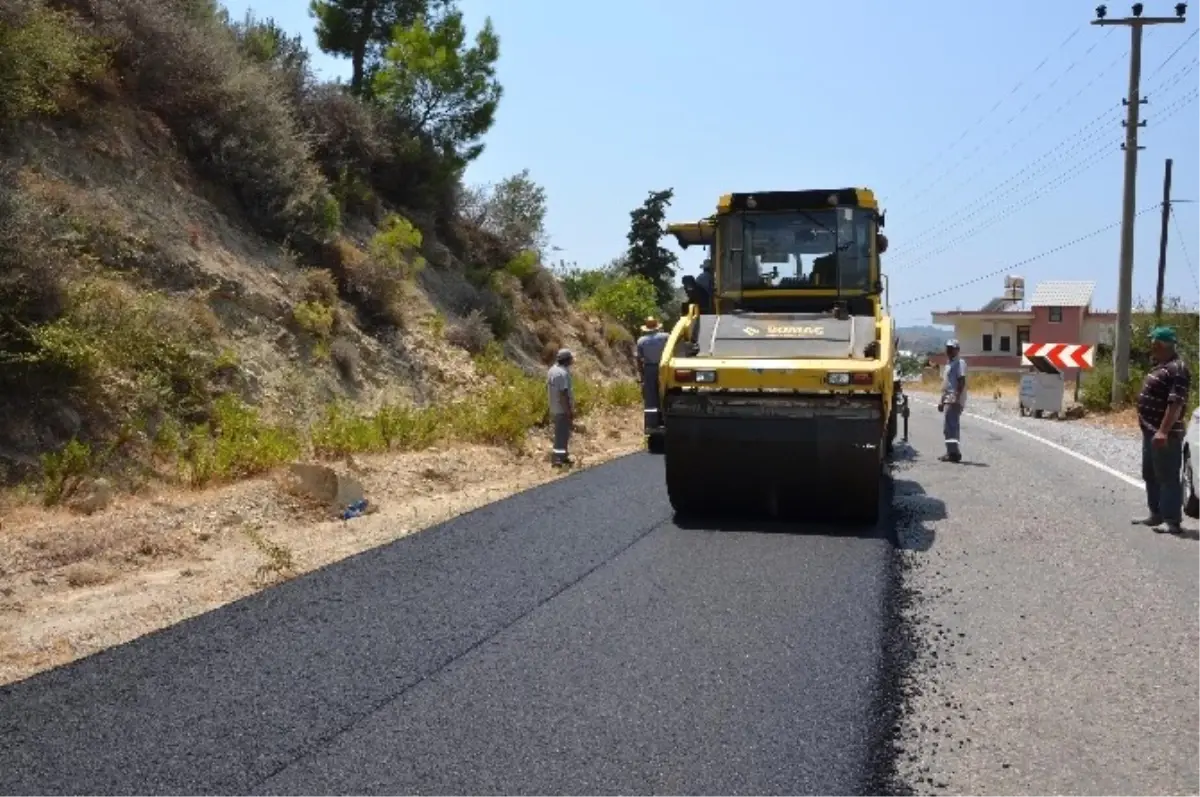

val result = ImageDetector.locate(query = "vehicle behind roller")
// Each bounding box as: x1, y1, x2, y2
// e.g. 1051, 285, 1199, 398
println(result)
659, 188, 901, 525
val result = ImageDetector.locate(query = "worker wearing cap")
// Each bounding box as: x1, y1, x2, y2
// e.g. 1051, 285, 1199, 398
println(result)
937, 339, 967, 462
547, 348, 575, 466
636, 317, 670, 432
1132, 326, 1192, 535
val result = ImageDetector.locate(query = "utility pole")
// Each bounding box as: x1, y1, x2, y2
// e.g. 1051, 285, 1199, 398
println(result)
1155, 157, 1173, 321
1092, 2, 1187, 406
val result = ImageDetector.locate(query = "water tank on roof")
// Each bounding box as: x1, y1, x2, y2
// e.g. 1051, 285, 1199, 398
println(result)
1004, 275, 1025, 302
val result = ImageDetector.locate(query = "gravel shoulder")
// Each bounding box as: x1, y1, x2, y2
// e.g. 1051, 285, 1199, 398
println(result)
891, 402, 1199, 796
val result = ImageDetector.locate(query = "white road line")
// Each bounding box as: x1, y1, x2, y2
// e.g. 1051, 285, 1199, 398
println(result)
909, 396, 1143, 490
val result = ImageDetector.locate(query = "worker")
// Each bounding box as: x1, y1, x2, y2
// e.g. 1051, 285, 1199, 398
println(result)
1131, 326, 1191, 535
937, 339, 967, 463
681, 275, 710, 314
546, 348, 575, 466
695, 259, 715, 308
636, 317, 670, 432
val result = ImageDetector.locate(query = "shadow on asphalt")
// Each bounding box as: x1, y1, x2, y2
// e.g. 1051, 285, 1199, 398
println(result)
669, 451, 946, 551
885, 442, 945, 553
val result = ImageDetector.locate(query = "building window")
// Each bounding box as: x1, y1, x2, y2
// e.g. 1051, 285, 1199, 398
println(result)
982, 334, 993, 352
999, 335, 1011, 352
1049, 306, 1063, 322
1017, 325, 1030, 349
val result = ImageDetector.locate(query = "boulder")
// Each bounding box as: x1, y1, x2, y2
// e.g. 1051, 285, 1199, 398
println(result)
69, 477, 115, 515
287, 463, 365, 508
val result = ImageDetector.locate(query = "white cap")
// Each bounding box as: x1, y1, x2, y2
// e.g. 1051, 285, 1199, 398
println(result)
946, 338, 959, 348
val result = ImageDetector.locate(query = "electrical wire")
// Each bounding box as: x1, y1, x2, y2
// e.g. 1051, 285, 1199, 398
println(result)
888, 72, 1199, 267
895, 28, 1117, 211
900, 48, 1129, 225
888, 109, 1122, 262
1146, 26, 1199, 81
1169, 203, 1200, 296
891, 204, 1164, 308
881, 24, 1085, 206
890, 143, 1121, 274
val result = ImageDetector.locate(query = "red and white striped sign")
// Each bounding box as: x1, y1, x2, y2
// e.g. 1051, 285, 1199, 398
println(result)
1021, 342, 1095, 369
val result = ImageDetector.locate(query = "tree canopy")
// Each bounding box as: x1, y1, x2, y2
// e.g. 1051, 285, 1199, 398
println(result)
624, 188, 678, 309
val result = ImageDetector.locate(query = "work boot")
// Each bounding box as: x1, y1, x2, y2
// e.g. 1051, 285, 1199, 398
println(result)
1156, 520, 1184, 535
938, 452, 962, 463
1132, 514, 1164, 527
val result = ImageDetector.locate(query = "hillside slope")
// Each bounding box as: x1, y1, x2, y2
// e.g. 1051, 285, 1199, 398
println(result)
0, 0, 640, 502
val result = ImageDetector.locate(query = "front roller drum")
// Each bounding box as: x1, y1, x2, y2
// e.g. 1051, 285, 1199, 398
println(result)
664, 416, 883, 525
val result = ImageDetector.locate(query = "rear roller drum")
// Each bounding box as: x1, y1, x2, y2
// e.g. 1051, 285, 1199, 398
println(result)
664, 450, 710, 517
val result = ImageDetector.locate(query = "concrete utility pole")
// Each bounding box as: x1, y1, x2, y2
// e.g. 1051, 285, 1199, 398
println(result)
1155, 157, 1173, 321
1092, 2, 1187, 406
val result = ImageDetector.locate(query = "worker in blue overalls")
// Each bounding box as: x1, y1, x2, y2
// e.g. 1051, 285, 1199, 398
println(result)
636, 317, 670, 433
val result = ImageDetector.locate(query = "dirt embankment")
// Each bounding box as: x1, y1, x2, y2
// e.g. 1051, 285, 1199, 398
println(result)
1, 408, 646, 687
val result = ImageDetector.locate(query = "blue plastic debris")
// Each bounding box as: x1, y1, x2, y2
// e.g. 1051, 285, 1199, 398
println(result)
341, 498, 369, 520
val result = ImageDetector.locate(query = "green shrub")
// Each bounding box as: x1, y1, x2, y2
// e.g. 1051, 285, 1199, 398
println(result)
1079, 361, 1146, 412
503, 250, 539, 283
581, 274, 660, 334
86, 0, 338, 245
369, 212, 425, 278
0, 2, 109, 123
40, 438, 93, 506
25, 277, 218, 420
182, 395, 302, 487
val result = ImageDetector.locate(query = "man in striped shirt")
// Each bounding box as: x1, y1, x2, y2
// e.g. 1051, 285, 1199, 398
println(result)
1132, 326, 1192, 535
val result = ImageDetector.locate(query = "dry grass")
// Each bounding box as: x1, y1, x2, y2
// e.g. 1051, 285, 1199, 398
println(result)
912, 369, 1024, 399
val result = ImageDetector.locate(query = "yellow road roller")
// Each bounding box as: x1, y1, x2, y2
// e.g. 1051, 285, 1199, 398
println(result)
659, 188, 900, 525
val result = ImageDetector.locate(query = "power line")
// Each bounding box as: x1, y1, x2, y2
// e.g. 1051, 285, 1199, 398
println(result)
1169, 203, 1200, 294
898, 47, 1130, 225
881, 24, 1084, 206
889, 91, 1196, 285
895, 28, 1118, 211
889, 109, 1123, 263
891, 204, 1164, 308
890, 142, 1121, 274
891, 61, 1197, 260
892, 60, 1200, 273
1147, 25, 1199, 78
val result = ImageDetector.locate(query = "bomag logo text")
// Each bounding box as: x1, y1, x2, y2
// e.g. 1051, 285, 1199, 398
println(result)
764, 325, 825, 336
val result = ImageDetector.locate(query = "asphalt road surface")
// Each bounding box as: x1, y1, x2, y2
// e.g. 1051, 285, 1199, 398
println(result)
1, 401, 1196, 796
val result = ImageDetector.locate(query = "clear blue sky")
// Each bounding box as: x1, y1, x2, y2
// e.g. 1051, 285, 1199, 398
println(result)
224, 0, 1198, 327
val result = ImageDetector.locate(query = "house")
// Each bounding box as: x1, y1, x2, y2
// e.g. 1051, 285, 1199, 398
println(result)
928, 280, 1117, 375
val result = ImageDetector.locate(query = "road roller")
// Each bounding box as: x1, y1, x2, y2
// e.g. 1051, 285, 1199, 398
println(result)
658, 188, 899, 525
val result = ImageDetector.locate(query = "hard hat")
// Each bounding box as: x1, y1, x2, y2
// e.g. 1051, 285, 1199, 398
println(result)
945, 338, 959, 349
555, 348, 574, 364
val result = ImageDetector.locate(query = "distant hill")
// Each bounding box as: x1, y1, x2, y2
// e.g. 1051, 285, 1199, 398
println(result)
897, 325, 952, 355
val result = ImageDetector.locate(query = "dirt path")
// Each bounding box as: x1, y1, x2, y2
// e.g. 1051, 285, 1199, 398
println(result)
0, 408, 645, 686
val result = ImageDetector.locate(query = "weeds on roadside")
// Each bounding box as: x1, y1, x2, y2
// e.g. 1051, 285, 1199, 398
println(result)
181, 395, 302, 488
242, 525, 295, 584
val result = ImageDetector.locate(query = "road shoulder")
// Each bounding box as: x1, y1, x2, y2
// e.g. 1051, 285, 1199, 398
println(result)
891, 403, 1199, 795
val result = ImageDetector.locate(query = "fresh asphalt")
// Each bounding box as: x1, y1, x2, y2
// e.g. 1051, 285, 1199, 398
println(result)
0, 426, 909, 795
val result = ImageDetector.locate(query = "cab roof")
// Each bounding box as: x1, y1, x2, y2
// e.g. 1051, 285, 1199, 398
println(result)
717, 188, 878, 213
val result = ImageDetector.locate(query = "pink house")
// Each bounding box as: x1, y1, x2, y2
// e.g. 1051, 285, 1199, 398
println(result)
928, 280, 1116, 376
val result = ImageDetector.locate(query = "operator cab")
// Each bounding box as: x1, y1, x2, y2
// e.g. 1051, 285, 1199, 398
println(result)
668, 189, 889, 319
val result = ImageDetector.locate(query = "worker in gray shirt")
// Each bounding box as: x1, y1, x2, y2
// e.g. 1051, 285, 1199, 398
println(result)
937, 339, 968, 463
636, 317, 670, 433
547, 348, 575, 466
